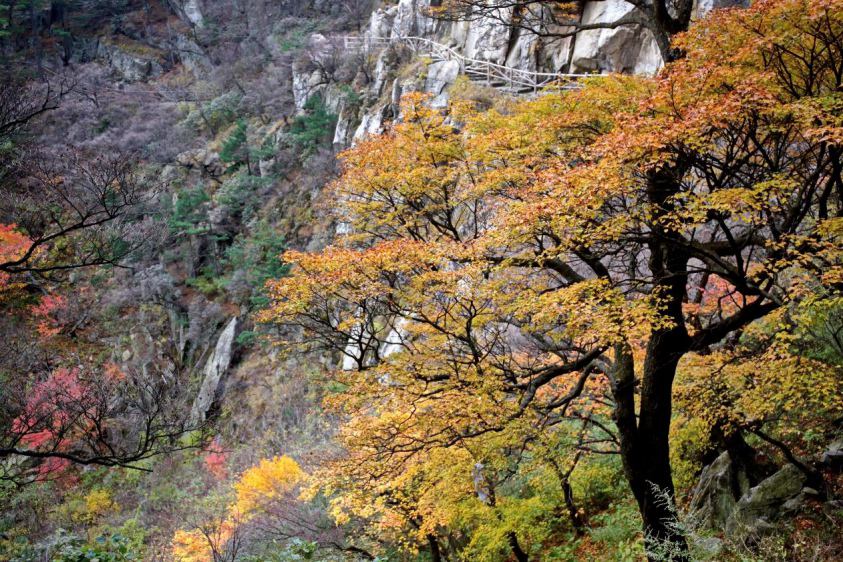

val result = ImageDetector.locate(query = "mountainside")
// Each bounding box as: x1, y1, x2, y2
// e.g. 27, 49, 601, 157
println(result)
1, 1, 842, 561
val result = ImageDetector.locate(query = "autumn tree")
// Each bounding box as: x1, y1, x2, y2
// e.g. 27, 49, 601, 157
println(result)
261, 0, 842, 558
173, 455, 374, 560
0, 363, 203, 483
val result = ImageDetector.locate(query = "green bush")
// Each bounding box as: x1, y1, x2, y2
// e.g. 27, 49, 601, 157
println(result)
220, 118, 250, 171
215, 171, 272, 224
288, 96, 337, 157
274, 21, 317, 52
224, 219, 290, 305
182, 92, 242, 135
50, 531, 140, 562
185, 271, 225, 297
169, 186, 210, 236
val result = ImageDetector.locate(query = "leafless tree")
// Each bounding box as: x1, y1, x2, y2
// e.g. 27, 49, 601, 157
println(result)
339, 0, 374, 32
0, 150, 154, 277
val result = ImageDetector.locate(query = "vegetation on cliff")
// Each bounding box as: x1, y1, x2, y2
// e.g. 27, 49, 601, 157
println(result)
0, 1, 842, 561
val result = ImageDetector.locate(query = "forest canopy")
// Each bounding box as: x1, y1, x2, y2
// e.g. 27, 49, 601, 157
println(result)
260, 0, 843, 559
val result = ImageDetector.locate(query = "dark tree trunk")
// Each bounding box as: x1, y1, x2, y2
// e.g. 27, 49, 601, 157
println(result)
636, 317, 690, 560
609, 165, 692, 561
562, 479, 586, 536
427, 534, 443, 562
613, 333, 690, 560
507, 531, 529, 562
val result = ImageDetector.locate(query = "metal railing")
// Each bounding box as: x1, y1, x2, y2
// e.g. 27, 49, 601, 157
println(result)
337, 35, 591, 94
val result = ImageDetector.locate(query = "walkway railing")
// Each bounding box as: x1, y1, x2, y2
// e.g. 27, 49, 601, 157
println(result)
337, 35, 590, 94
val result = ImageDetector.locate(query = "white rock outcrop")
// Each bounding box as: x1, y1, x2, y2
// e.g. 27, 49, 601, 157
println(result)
353, 104, 390, 141
570, 0, 663, 75
463, 5, 512, 63
191, 317, 238, 423
425, 59, 461, 107
97, 43, 163, 82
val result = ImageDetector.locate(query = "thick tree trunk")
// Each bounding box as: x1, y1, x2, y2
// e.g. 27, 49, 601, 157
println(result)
609, 165, 692, 561
636, 322, 690, 560
613, 340, 690, 561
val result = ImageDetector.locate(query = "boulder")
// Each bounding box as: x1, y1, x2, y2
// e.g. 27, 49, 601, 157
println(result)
689, 451, 752, 529
98, 42, 164, 82
727, 463, 807, 536
176, 148, 205, 168
425, 59, 461, 107
691, 536, 724, 560
820, 437, 843, 469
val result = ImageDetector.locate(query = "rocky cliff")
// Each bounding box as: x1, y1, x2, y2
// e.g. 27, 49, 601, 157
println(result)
286, 0, 745, 152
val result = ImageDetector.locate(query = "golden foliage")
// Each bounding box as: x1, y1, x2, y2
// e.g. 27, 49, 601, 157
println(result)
260, 0, 843, 554
233, 455, 304, 516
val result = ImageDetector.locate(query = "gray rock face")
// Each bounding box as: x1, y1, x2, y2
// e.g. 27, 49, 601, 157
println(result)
368, 6, 396, 40
345, 0, 750, 149
176, 148, 223, 176
191, 317, 238, 424
353, 104, 391, 141
333, 107, 356, 148
390, 0, 437, 38
97, 43, 163, 82
689, 451, 751, 529
693, 0, 749, 20
372, 47, 400, 97
505, 28, 540, 72
570, 0, 663, 75
173, 34, 212, 76
292, 66, 325, 111
175, 0, 205, 28
463, 5, 512, 63
727, 464, 807, 536
425, 59, 461, 107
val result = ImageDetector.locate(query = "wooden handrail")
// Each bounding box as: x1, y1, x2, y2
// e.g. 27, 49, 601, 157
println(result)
335, 34, 593, 94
